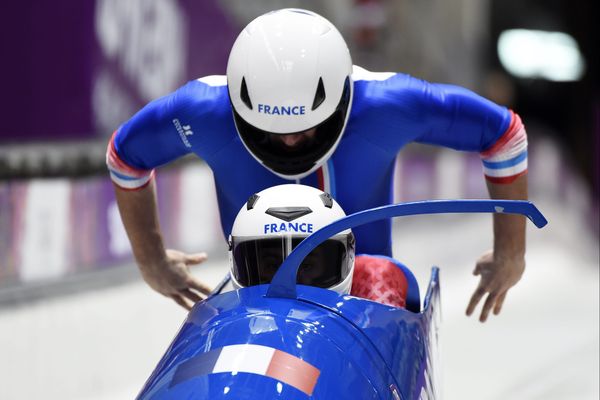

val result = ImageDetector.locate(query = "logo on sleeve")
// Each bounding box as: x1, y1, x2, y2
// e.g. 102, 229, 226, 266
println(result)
172, 118, 193, 148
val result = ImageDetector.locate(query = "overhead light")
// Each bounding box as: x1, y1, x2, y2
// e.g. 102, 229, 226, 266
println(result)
497, 29, 585, 82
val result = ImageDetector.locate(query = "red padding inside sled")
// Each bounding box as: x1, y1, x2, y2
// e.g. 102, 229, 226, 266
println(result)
351, 255, 408, 308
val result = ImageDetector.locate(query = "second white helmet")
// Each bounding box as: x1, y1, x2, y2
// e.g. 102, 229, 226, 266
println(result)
229, 184, 355, 295
227, 9, 353, 179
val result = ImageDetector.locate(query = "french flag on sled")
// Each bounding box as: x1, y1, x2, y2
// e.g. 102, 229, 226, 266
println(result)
170, 344, 320, 396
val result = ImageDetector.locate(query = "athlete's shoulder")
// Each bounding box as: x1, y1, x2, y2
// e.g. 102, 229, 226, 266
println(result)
166, 75, 238, 156
352, 65, 429, 87
350, 65, 437, 122
116, 75, 234, 160
352, 65, 398, 83
351, 65, 432, 105
173, 75, 230, 114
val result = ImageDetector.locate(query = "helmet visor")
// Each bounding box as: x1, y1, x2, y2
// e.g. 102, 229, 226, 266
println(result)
231, 234, 354, 288
232, 77, 352, 177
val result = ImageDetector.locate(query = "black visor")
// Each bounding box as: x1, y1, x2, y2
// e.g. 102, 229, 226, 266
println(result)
232, 77, 352, 176
231, 235, 354, 288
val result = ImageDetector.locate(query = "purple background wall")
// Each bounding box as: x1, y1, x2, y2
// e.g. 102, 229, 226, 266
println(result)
1, 2, 96, 141
0, 0, 238, 142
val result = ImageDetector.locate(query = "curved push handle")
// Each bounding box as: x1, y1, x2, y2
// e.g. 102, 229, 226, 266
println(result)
266, 199, 548, 299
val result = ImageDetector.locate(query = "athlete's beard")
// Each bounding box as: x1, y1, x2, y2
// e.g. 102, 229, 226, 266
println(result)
268, 129, 318, 153
273, 137, 317, 153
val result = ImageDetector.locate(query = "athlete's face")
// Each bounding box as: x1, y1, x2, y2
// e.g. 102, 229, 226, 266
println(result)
269, 128, 317, 151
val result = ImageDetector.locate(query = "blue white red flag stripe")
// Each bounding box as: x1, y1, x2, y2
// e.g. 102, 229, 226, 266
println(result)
485, 170, 528, 184
316, 160, 336, 197
316, 167, 324, 192
483, 157, 527, 178
170, 344, 320, 395
480, 111, 528, 183
482, 150, 528, 169
106, 131, 154, 190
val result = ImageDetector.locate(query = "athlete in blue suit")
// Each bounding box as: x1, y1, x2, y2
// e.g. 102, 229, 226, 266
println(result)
108, 9, 529, 322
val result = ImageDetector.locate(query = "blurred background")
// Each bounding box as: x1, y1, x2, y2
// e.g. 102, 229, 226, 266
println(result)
0, 0, 597, 399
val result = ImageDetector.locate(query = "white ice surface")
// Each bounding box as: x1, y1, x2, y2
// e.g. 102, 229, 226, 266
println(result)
0, 199, 597, 400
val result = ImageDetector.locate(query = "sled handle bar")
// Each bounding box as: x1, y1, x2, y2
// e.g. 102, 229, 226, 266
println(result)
266, 199, 548, 299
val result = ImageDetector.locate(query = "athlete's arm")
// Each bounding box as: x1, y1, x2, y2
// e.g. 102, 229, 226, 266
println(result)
107, 82, 213, 309
114, 180, 211, 309
406, 79, 530, 322
466, 110, 529, 322
466, 174, 528, 322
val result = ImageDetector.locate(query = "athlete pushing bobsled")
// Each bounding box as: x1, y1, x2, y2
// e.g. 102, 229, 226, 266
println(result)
107, 8, 530, 322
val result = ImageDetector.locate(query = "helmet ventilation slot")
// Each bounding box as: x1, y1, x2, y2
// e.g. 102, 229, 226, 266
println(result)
240, 77, 253, 110
311, 77, 326, 110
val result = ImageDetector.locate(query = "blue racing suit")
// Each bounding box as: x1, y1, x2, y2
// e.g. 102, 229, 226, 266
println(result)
107, 66, 528, 256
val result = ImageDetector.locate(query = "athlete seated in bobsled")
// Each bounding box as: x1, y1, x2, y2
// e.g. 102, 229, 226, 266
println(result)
228, 184, 420, 311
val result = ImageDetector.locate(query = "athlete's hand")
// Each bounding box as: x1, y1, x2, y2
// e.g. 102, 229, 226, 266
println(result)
139, 249, 213, 310
466, 249, 525, 322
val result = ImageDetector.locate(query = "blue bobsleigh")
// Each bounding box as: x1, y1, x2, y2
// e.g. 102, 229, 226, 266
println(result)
137, 200, 547, 400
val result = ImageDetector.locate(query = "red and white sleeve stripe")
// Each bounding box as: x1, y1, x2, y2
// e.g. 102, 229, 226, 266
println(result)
106, 131, 155, 190
480, 111, 528, 184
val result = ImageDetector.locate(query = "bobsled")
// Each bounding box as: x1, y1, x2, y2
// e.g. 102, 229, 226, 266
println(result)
137, 200, 547, 400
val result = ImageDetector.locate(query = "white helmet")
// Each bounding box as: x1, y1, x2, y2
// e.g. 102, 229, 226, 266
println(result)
227, 9, 354, 179
229, 184, 355, 294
